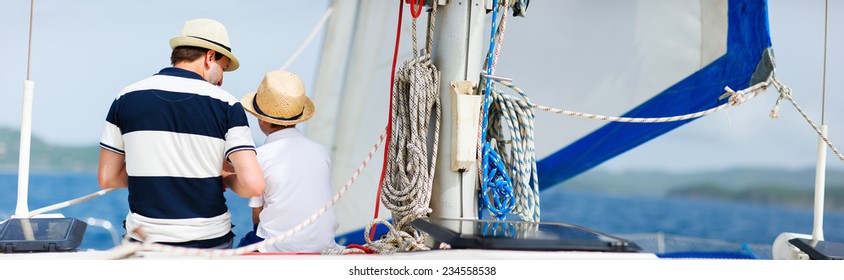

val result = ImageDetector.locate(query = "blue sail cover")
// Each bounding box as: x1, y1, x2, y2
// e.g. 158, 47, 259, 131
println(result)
537, 0, 773, 191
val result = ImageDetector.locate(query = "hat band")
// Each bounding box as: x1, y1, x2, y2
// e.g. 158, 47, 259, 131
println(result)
253, 97, 304, 121
187, 35, 232, 52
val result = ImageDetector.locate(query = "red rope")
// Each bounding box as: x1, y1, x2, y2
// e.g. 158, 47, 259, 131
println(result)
409, 0, 423, 18
371, 0, 405, 241
346, 244, 374, 254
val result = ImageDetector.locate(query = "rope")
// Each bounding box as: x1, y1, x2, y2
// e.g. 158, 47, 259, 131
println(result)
770, 77, 844, 163
279, 6, 334, 71
480, 141, 515, 219
368, 3, 440, 253
425, 0, 437, 55
494, 79, 771, 123
409, 0, 423, 18
372, 0, 406, 242
479, 0, 516, 220
491, 0, 509, 71
488, 88, 540, 222
363, 219, 429, 253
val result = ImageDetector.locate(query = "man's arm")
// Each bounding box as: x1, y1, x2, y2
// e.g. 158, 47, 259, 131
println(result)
223, 150, 265, 198
251, 206, 263, 225
98, 148, 128, 189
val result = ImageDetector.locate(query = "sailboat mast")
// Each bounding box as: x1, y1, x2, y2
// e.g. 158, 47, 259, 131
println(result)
429, 0, 488, 221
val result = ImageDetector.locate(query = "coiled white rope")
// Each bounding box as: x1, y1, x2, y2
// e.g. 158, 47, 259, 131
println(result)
368, 53, 440, 253
488, 87, 540, 222
369, 5, 441, 253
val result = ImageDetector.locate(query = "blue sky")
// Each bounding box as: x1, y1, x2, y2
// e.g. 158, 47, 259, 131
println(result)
0, 0, 841, 173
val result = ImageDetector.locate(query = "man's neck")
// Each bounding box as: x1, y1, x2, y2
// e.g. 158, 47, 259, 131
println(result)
174, 61, 207, 81
265, 125, 295, 136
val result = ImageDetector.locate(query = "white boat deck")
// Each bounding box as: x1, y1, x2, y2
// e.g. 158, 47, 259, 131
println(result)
0, 246, 658, 260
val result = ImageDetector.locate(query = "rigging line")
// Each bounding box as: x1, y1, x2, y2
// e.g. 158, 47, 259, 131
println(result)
491, 0, 508, 71
495, 79, 770, 123
425, 0, 437, 55
821, 0, 829, 125
372, 0, 405, 241
480, 0, 501, 144
279, 6, 334, 71
771, 78, 844, 164
26, 0, 34, 80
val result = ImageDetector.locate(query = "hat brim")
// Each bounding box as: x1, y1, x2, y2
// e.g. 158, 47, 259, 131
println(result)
241, 91, 315, 126
170, 36, 240, 72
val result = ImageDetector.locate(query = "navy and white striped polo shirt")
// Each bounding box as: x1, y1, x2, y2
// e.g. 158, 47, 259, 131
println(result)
100, 67, 255, 224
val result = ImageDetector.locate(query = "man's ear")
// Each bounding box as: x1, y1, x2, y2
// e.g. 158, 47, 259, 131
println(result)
204, 50, 216, 68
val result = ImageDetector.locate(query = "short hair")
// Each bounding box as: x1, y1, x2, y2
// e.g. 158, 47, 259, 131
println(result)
170, 46, 225, 66
270, 123, 294, 129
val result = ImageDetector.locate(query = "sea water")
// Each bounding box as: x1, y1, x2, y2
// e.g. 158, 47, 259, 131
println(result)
1, 171, 842, 252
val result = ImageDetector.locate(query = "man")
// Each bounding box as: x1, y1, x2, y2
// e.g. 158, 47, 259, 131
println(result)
237, 70, 341, 252
97, 18, 265, 249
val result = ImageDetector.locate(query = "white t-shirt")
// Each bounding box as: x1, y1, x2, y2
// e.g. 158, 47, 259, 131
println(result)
249, 127, 341, 252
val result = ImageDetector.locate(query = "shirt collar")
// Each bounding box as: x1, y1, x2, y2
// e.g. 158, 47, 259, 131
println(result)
264, 127, 303, 143
155, 67, 206, 82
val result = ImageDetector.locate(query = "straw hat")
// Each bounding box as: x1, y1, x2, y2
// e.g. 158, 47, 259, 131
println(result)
241, 71, 314, 126
169, 18, 240, 71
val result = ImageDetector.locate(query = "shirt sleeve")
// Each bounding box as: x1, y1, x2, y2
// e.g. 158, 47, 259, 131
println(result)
248, 195, 265, 208
99, 98, 125, 154
224, 102, 256, 158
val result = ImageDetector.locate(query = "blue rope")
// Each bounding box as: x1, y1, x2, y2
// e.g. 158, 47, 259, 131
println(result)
480, 0, 498, 139
480, 142, 515, 219
482, 220, 516, 238
479, 0, 514, 221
